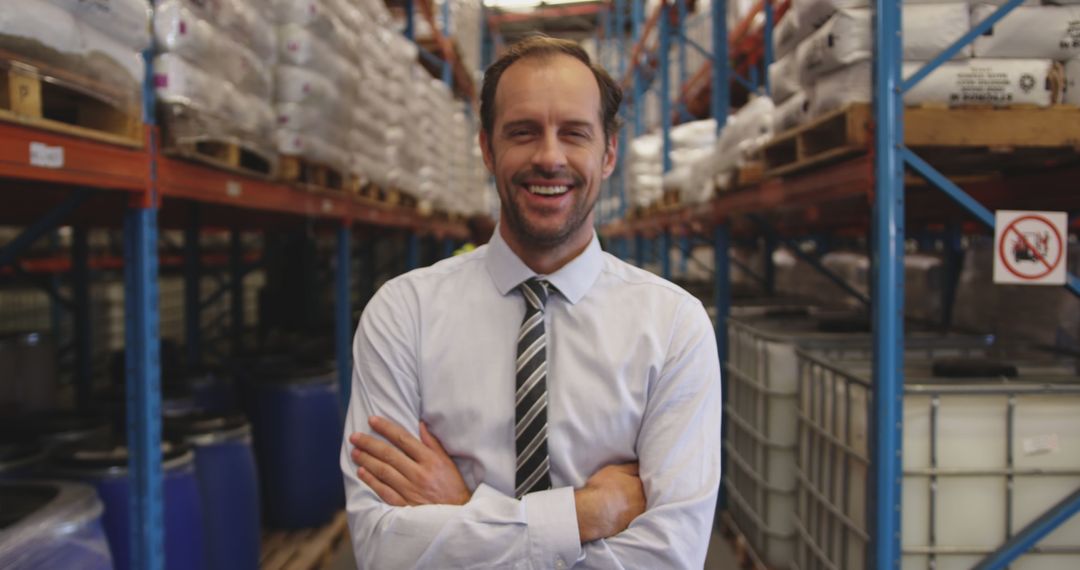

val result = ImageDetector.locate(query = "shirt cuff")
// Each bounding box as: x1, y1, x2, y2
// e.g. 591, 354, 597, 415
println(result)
523, 487, 582, 569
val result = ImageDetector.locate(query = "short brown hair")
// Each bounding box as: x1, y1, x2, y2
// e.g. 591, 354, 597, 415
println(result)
479, 35, 623, 144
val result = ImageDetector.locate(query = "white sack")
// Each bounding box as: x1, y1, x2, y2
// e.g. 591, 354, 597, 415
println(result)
972, 5, 1080, 61
774, 90, 811, 132
807, 61, 871, 118
274, 65, 342, 108
670, 119, 718, 149
717, 96, 775, 154
81, 22, 144, 86
154, 0, 271, 99
773, 8, 808, 60
795, 0, 1032, 32
276, 129, 350, 170
1066, 58, 1080, 106
154, 52, 227, 112
903, 59, 1062, 107
798, 6, 972, 86
45, 0, 150, 51
630, 134, 663, 162
769, 52, 801, 104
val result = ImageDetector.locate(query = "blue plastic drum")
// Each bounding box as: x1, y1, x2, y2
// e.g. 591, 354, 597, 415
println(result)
0, 481, 113, 569
183, 370, 237, 415
49, 442, 206, 570
253, 366, 344, 529
166, 414, 260, 570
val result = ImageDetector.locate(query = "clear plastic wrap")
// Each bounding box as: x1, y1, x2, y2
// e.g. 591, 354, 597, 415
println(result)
276, 24, 353, 88
0, 481, 112, 570
44, 0, 151, 51
155, 53, 277, 165
274, 65, 344, 109
276, 129, 351, 171
0, 0, 143, 108
670, 118, 718, 149
178, 0, 277, 63
773, 7, 807, 60
154, 0, 272, 99
972, 5, 1080, 60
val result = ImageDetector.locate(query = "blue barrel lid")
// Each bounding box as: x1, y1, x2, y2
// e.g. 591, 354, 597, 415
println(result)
164, 413, 250, 445
260, 365, 336, 386
49, 440, 193, 474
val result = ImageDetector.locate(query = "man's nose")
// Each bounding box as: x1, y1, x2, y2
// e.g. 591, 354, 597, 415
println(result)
531, 132, 567, 172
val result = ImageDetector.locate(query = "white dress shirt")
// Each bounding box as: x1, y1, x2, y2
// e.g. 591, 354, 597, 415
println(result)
340, 228, 722, 569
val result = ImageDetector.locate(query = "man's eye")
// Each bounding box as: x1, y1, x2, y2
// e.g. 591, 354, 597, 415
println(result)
565, 131, 589, 139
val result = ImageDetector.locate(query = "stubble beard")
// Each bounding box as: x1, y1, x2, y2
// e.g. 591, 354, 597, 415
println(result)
501, 171, 594, 249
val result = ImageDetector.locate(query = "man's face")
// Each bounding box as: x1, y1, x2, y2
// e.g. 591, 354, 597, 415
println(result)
480, 55, 617, 250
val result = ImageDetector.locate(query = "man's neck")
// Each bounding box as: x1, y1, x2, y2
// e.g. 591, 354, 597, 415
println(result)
499, 224, 592, 276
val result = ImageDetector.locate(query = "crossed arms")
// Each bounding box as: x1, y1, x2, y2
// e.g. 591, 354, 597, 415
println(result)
339, 284, 722, 569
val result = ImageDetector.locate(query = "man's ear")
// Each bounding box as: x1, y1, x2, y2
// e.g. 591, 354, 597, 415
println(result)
479, 130, 494, 174
601, 133, 618, 179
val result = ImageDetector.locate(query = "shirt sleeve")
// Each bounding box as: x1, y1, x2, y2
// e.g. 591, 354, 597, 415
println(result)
575, 296, 724, 569
340, 279, 583, 570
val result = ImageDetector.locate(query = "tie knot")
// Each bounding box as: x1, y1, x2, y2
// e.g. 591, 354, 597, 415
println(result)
519, 278, 549, 311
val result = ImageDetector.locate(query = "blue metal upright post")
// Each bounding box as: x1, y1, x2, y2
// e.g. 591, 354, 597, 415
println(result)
406, 232, 420, 271
632, 0, 645, 137
72, 226, 92, 405
335, 223, 352, 409
404, 0, 415, 41
183, 205, 201, 368
616, 0, 627, 78
125, 33, 164, 569
634, 234, 646, 267
441, 238, 455, 259
871, 0, 905, 566
659, 1, 673, 174
661, 230, 672, 280
124, 204, 163, 570
763, 0, 775, 95
676, 0, 688, 93
441, 0, 453, 87
712, 0, 730, 126
230, 228, 244, 354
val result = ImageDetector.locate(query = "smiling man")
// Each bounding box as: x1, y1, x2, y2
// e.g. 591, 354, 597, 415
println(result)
340, 36, 722, 569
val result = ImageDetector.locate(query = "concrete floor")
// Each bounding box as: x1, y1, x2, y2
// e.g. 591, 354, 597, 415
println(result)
327, 524, 739, 569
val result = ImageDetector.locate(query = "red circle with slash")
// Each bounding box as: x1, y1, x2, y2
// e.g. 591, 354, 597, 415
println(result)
998, 214, 1063, 280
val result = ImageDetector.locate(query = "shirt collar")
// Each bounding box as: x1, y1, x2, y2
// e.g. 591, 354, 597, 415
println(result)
485, 225, 603, 305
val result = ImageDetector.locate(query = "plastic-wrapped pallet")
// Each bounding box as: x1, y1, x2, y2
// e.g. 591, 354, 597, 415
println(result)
154, 0, 277, 167
971, 5, 1080, 60
794, 0, 1035, 32
797, 6, 973, 87
0, 0, 147, 110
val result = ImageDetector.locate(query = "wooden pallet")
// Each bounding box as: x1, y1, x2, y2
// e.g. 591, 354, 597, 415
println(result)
280, 156, 346, 192
763, 104, 871, 179
718, 511, 774, 570
356, 182, 418, 209
0, 53, 142, 147
661, 188, 683, 211
260, 511, 349, 570
763, 103, 1080, 178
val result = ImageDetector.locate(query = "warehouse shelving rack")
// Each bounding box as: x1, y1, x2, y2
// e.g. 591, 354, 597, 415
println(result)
599, 0, 1080, 568
0, 2, 479, 566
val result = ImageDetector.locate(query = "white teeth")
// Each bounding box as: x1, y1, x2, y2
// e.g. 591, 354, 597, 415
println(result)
527, 185, 569, 196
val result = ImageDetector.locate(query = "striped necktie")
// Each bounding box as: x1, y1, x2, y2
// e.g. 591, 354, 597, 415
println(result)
515, 278, 553, 498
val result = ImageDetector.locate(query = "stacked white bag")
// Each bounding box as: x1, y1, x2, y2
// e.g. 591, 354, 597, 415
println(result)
154, 0, 276, 162
662, 119, 718, 204
771, 0, 1069, 130
967, 2, 1080, 106
446, 104, 490, 217
628, 134, 664, 211
711, 96, 775, 190
0, 0, 149, 110
270, 0, 366, 175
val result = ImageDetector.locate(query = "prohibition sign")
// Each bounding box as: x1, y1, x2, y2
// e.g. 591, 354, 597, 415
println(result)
998, 214, 1063, 280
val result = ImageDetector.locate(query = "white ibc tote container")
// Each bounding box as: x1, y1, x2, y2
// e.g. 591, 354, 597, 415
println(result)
794, 349, 1080, 570
724, 311, 993, 567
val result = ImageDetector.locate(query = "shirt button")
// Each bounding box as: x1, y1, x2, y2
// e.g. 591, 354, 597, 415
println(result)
555, 558, 567, 569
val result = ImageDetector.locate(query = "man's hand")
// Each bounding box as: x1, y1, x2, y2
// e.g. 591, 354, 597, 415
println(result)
349, 416, 472, 507
574, 463, 646, 543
